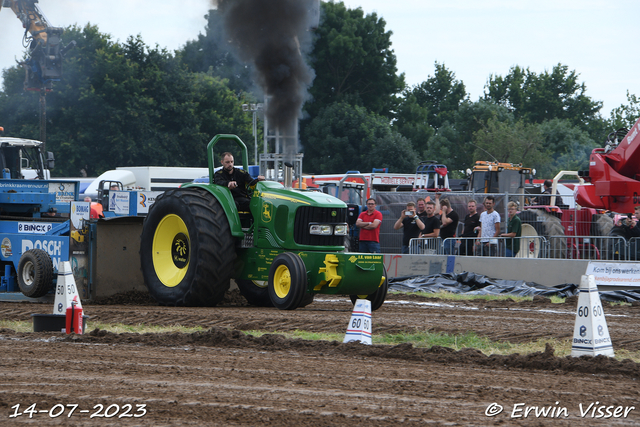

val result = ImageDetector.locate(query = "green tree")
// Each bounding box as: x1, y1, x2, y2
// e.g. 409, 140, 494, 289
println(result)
407, 62, 467, 130
394, 63, 466, 157
607, 91, 640, 131
302, 101, 417, 174
419, 99, 514, 172
472, 117, 551, 169
393, 92, 434, 156
306, 1, 405, 119
485, 64, 603, 132
537, 118, 598, 177
0, 24, 255, 176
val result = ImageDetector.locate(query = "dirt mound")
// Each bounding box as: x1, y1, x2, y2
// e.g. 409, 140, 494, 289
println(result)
88, 288, 250, 307
59, 327, 640, 378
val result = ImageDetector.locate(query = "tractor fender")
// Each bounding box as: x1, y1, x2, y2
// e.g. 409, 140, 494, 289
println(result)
181, 183, 244, 237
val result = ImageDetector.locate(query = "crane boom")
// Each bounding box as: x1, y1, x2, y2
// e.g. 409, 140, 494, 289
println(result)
575, 116, 640, 213
1, 0, 74, 90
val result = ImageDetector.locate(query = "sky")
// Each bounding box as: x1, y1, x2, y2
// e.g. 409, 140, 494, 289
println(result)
1, 0, 638, 115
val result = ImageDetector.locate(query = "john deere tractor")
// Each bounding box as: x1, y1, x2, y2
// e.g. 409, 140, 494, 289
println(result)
139, 135, 387, 310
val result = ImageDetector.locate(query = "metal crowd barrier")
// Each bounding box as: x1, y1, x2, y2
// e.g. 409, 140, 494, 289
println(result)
630, 237, 640, 261
549, 235, 631, 260
408, 236, 547, 258
408, 237, 442, 255
405, 235, 639, 260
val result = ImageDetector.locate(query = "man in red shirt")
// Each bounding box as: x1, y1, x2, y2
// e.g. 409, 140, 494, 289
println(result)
355, 198, 383, 253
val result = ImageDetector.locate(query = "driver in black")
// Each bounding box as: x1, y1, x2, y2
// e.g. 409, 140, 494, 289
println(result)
214, 152, 265, 211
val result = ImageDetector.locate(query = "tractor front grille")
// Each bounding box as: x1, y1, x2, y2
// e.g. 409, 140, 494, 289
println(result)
294, 206, 347, 247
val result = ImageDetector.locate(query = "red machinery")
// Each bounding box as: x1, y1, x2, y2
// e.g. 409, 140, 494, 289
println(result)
576, 116, 640, 213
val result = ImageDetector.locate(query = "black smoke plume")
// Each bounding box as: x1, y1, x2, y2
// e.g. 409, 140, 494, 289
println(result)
212, 0, 316, 154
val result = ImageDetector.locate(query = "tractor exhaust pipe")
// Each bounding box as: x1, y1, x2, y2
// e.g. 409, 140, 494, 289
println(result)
284, 161, 293, 188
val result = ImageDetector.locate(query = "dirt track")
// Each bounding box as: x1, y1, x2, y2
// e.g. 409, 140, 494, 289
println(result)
2, 293, 640, 425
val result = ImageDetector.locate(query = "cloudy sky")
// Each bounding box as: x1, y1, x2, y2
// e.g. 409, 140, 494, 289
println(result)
1, 0, 637, 114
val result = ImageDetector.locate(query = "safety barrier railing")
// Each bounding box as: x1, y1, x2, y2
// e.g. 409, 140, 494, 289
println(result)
629, 238, 640, 261
448, 236, 548, 258
408, 237, 442, 255
547, 235, 631, 260
408, 236, 548, 258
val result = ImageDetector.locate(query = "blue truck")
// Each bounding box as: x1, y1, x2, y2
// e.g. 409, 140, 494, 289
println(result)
0, 136, 81, 300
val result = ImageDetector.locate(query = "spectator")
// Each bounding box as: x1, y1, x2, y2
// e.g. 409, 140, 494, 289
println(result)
356, 198, 383, 253
84, 196, 103, 219
537, 179, 554, 206
611, 206, 640, 260
416, 198, 427, 220
417, 196, 440, 222
419, 201, 441, 239
439, 199, 459, 255
459, 200, 480, 256
501, 201, 522, 257
476, 196, 501, 257
394, 201, 425, 254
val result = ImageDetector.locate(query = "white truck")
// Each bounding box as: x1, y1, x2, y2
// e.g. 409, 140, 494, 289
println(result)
83, 167, 209, 216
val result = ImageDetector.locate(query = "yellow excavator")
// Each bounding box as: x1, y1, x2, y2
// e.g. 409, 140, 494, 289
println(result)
1, 0, 75, 90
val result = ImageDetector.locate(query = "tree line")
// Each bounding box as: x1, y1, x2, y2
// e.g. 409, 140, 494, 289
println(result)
0, 1, 638, 178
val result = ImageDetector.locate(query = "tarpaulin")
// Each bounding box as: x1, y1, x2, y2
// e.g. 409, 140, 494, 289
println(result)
388, 272, 640, 302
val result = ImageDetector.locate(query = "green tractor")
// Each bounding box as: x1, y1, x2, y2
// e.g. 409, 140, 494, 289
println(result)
140, 135, 387, 310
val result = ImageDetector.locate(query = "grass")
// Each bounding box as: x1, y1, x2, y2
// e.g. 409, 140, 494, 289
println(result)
242, 329, 640, 362
391, 290, 535, 303
0, 320, 207, 335
390, 290, 632, 307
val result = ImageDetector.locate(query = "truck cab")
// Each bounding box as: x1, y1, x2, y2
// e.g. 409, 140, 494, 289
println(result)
0, 137, 54, 180
468, 161, 532, 194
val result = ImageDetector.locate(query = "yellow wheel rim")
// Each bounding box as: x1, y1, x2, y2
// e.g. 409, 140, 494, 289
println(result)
273, 264, 291, 299
152, 214, 190, 287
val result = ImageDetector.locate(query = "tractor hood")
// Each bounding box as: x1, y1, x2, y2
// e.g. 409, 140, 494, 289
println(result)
255, 181, 347, 209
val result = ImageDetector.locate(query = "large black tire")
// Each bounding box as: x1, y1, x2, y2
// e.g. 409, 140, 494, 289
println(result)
17, 248, 54, 298
236, 279, 273, 307
591, 214, 614, 236
606, 226, 629, 260
268, 252, 307, 310
592, 214, 616, 259
140, 188, 235, 306
518, 209, 566, 258
349, 265, 388, 311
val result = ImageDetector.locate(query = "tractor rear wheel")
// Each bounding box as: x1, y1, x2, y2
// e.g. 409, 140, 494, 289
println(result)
17, 248, 53, 298
140, 188, 235, 306
349, 265, 388, 311
236, 280, 273, 307
515, 224, 541, 258
518, 209, 566, 258
268, 252, 307, 310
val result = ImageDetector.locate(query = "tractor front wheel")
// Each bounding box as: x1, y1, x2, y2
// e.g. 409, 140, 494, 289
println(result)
268, 252, 307, 310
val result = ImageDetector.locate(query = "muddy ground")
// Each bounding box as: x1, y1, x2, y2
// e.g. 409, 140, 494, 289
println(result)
2, 292, 640, 425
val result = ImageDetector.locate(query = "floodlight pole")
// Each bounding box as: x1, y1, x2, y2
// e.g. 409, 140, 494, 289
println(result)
242, 103, 264, 164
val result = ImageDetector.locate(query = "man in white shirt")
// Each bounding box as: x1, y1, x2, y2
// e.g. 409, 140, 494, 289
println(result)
476, 196, 501, 257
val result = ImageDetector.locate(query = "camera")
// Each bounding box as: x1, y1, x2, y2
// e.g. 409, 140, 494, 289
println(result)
405, 211, 413, 216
